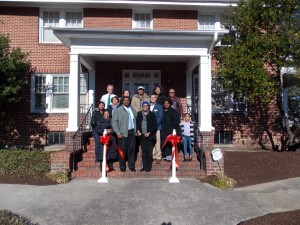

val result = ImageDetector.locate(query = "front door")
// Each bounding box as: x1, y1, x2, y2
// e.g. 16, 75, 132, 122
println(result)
122, 70, 161, 96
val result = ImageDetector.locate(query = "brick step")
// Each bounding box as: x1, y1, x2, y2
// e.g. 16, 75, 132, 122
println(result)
72, 169, 205, 179
77, 160, 201, 168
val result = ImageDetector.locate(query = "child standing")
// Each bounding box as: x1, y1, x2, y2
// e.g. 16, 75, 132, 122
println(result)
180, 113, 196, 161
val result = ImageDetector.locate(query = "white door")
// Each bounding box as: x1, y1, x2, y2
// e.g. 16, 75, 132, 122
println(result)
123, 70, 161, 96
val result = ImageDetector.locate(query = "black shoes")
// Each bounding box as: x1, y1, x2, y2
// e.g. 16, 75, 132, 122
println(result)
129, 168, 136, 172
140, 168, 146, 172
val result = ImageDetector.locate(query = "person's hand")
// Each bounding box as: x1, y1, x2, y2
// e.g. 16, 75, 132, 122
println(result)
117, 134, 123, 139
144, 132, 150, 138
137, 130, 142, 136
107, 129, 111, 134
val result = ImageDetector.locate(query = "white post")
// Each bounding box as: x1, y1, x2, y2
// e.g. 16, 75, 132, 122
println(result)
168, 129, 180, 183
97, 129, 110, 183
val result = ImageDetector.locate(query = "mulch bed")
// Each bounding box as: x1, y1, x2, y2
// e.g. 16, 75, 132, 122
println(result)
0, 175, 57, 186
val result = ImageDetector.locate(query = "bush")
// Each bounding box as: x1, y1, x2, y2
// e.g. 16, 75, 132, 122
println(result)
0, 149, 51, 178
0, 210, 38, 225
211, 173, 237, 189
47, 171, 70, 184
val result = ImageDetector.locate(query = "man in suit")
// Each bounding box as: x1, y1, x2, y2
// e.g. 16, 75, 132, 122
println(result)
149, 94, 163, 164
112, 96, 137, 172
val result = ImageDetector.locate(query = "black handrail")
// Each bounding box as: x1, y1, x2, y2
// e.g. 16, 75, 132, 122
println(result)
72, 104, 93, 171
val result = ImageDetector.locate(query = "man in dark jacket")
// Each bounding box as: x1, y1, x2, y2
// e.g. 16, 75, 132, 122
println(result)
136, 101, 157, 172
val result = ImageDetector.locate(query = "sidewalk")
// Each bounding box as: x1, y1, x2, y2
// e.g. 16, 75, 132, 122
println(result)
0, 177, 299, 225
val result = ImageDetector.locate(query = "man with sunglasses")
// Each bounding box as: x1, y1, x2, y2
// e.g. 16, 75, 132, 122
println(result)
168, 88, 183, 118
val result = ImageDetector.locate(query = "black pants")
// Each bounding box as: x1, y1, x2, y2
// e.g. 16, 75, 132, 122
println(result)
140, 138, 154, 170
117, 130, 136, 170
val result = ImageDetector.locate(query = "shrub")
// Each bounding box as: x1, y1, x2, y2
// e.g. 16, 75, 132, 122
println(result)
0, 210, 38, 225
0, 149, 51, 178
47, 171, 70, 184
211, 173, 237, 189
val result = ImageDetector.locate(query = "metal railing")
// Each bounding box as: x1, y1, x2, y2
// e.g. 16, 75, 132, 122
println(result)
72, 104, 93, 171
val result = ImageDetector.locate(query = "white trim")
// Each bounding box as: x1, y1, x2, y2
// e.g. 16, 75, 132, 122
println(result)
39, 8, 83, 43
132, 9, 153, 30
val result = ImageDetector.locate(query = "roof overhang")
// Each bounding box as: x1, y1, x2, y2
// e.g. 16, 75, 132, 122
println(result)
52, 28, 228, 70
1, 1, 238, 9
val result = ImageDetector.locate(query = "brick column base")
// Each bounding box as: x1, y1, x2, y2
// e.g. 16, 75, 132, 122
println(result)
50, 150, 72, 172
204, 150, 224, 176
195, 130, 224, 176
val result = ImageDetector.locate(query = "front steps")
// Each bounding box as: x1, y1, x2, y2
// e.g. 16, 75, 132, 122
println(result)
72, 140, 205, 179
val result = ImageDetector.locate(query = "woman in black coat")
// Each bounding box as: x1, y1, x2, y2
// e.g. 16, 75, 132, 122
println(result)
136, 101, 157, 172
95, 110, 117, 172
161, 98, 181, 160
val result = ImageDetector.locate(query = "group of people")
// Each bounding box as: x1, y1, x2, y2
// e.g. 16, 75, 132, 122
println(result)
91, 84, 196, 173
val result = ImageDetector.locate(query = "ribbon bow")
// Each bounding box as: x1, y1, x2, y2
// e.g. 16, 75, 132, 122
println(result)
161, 134, 181, 168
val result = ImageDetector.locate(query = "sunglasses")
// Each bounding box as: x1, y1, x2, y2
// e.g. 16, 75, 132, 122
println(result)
169, 91, 174, 93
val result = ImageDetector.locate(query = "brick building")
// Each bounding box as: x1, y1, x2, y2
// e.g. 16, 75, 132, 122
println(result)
0, 0, 282, 151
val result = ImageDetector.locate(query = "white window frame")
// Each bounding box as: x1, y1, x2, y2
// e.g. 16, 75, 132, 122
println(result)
198, 14, 215, 30
132, 10, 153, 30
122, 70, 161, 96
31, 73, 88, 113
39, 8, 83, 43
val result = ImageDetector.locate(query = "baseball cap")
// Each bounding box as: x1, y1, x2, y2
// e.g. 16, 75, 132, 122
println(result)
138, 86, 145, 90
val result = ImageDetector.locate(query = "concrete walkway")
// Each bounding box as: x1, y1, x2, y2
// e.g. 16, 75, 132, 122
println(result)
0, 177, 299, 225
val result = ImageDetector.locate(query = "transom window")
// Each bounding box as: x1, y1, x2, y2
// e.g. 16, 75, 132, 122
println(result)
40, 9, 83, 43
199, 15, 215, 30
31, 74, 88, 113
132, 10, 152, 29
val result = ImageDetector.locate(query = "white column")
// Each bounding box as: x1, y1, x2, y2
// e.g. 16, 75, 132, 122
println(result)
186, 70, 193, 110
198, 55, 212, 131
66, 53, 80, 132
88, 70, 96, 111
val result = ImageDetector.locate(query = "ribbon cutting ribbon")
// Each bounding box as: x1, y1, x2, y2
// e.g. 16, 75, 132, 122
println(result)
161, 134, 181, 168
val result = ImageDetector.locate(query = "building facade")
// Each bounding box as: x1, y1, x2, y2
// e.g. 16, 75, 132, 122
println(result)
0, 0, 282, 150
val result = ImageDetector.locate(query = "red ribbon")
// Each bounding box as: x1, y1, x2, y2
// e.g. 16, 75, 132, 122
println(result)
161, 134, 181, 168
100, 134, 111, 172
115, 144, 125, 160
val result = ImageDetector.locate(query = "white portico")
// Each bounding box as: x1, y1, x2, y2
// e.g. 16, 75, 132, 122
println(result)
52, 28, 227, 134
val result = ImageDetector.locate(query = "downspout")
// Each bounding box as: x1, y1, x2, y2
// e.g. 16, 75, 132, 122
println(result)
208, 31, 218, 55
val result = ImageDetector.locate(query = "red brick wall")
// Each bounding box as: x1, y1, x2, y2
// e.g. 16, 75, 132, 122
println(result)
94, 61, 187, 101
0, 7, 71, 148
153, 10, 198, 30
213, 99, 283, 150
84, 8, 132, 29
0, 7, 70, 73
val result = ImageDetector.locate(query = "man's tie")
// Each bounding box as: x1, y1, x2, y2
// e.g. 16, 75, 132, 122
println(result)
106, 94, 111, 109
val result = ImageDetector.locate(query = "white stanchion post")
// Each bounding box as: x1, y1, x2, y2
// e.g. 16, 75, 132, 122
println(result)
168, 129, 180, 183
97, 129, 110, 183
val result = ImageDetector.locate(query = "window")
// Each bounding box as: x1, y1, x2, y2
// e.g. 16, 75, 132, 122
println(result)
211, 76, 247, 114
31, 74, 88, 113
133, 10, 152, 29
47, 132, 65, 145
214, 131, 232, 144
199, 15, 215, 30
40, 9, 83, 43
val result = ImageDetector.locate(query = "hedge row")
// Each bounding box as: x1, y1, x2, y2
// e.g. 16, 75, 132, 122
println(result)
0, 150, 51, 177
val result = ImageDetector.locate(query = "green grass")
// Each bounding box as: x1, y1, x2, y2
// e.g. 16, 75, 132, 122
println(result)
211, 173, 237, 189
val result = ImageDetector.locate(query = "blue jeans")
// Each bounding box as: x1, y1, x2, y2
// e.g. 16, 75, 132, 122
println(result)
183, 135, 193, 157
